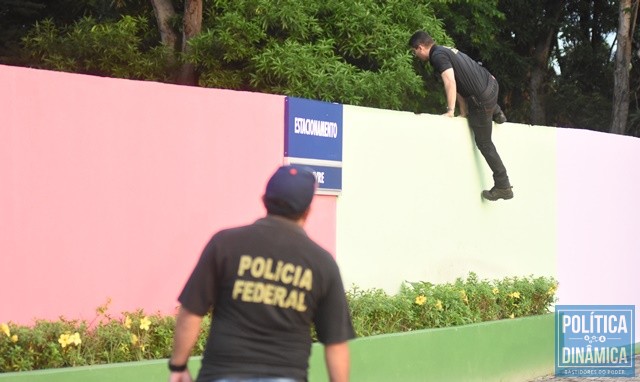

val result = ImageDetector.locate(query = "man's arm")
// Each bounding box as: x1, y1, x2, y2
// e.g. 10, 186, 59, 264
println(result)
168, 306, 204, 382
440, 68, 457, 117
457, 94, 468, 117
324, 342, 350, 382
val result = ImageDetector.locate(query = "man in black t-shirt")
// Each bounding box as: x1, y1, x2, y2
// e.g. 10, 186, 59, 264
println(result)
168, 165, 355, 382
409, 30, 514, 201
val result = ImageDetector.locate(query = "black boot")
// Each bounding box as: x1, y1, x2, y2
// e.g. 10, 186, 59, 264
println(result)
482, 186, 513, 201
493, 110, 507, 124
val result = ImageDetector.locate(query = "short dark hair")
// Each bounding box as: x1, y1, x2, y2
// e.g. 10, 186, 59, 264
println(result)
263, 196, 307, 221
408, 31, 434, 49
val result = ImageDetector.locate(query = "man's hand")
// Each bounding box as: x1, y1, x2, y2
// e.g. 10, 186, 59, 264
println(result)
169, 370, 193, 382
168, 307, 203, 382
440, 69, 457, 119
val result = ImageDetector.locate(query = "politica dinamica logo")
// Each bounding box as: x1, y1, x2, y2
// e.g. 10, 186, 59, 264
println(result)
555, 305, 635, 377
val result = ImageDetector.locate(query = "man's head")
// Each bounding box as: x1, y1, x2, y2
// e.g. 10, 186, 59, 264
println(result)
408, 30, 434, 61
263, 165, 317, 221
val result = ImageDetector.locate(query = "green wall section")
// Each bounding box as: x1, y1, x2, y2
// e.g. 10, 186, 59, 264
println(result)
0, 315, 556, 382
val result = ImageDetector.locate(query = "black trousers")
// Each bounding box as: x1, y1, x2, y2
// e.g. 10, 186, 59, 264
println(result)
465, 77, 511, 189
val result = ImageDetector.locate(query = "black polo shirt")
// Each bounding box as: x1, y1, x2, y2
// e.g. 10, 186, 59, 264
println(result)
178, 215, 355, 381
429, 45, 492, 98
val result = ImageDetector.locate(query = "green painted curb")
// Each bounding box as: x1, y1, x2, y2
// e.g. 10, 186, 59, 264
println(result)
311, 314, 555, 382
0, 358, 201, 381
5, 314, 625, 382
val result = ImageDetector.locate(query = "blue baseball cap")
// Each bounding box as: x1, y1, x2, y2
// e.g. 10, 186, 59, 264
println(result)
264, 165, 317, 216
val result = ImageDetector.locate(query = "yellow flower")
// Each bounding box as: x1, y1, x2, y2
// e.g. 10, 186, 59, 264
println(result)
492, 288, 499, 295
414, 295, 427, 306
70, 332, 82, 346
434, 299, 443, 311
58, 333, 81, 348
460, 290, 468, 303
118, 343, 129, 353
58, 333, 70, 348
139, 316, 151, 331
124, 316, 132, 329
11, 335, 18, 343
1, 323, 10, 337
508, 291, 521, 299
547, 285, 557, 296
130, 334, 139, 345
509, 313, 515, 319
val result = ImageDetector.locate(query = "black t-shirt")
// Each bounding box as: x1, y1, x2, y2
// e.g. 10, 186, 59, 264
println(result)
178, 215, 355, 381
429, 45, 492, 98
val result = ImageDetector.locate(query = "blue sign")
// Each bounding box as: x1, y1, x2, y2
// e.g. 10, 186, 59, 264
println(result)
285, 97, 343, 162
555, 305, 635, 378
284, 97, 343, 194
305, 164, 341, 192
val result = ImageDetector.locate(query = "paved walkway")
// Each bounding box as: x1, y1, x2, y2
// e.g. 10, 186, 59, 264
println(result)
529, 354, 640, 381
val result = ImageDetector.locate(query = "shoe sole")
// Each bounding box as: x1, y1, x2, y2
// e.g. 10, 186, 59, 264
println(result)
481, 192, 514, 201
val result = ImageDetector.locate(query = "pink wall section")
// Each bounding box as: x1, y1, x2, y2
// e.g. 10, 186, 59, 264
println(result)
556, 128, 640, 342
0, 66, 337, 325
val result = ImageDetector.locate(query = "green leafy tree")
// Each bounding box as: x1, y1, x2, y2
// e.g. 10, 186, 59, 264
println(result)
186, 0, 451, 111
22, 16, 174, 81
149, 0, 202, 84
434, 0, 623, 134
8, 0, 635, 135
0, 0, 151, 49
429, 0, 524, 116
549, 0, 617, 131
611, 0, 639, 135
427, 0, 558, 124
0, 1, 44, 65
484, 0, 567, 125
17, 0, 451, 112
625, 25, 640, 137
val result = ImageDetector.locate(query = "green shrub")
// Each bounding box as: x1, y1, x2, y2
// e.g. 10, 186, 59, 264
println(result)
348, 273, 557, 337
0, 273, 557, 372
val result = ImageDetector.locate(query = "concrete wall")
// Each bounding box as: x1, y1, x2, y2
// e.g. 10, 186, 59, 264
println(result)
556, 128, 640, 343
0, 65, 337, 325
1, 65, 638, 343
337, 105, 557, 292
336, 104, 639, 342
